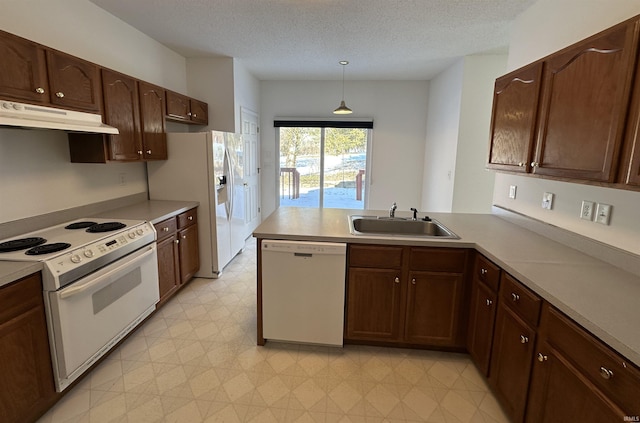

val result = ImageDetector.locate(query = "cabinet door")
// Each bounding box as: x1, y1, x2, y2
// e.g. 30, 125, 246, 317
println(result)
157, 235, 180, 306
189, 99, 208, 124
526, 342, 625, 423
138, 81, 167, 160
345, 268, 403, 341
467, 279, 498, 376
487, 62, 543, 173
533, 20, 639, 181
46, 50, 101, 112
102, 69, 142, 161
0, 274, 56, 423
489, 302, 536, 423
165, 90, 191, 121
404, 271, 465, 347
0, 31, 49, 104
178, 224, 199, 284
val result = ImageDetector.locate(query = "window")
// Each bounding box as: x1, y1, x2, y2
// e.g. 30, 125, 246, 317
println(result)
275, 120, 372, 209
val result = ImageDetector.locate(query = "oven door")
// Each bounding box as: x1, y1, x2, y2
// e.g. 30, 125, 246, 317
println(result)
46, 243, 159, 391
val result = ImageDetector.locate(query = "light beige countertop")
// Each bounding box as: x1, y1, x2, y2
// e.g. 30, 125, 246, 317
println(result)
0, 261, 43, 288
254, 207, 640, 368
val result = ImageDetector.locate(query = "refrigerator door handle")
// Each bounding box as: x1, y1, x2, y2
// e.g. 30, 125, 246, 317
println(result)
224, 147, 233, 221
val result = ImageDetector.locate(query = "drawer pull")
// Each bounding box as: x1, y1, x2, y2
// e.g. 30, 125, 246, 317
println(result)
394, 277, 400, 284
163, 227, 169, 232
520, 335, 529, 344
537, 353, 548, 362
599, 366, 614, 380
35, 87, 45, 94
480, 268, 487, 275
55, 91, 64, 98
411, 278, 416, 285
486, 299, 493, 306
147, 150, 152, 154
188, 216, 193, 220
511, 293, 520, 302
174, 239, 179, 244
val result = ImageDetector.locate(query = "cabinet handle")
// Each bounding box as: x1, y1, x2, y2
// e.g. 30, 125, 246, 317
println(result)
394, 277, 400, 284
188, 216, 193, 220
486, 299, 493, 306
187, 112, 192, 116
137, 150, 143, 155
163, 227, 169, 232
537, 353, 548, 362
520, 335, 529, 344
35, 87, 45, 94
192, 113, 197, 118
175, 239, 180, 244
599, 366, 614, 380
146, 150, 152, 154
518, 162, 525, 167
55, 91, 64, 98
480, 268, 487, 275
411, 278, 416, 285
531, 161, 539, 168
511, 293, 520, 302
182, 235, 187, 239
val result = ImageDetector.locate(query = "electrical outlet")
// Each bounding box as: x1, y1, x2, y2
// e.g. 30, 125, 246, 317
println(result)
580, 201, 594, 221
595, 203, 612, 225
541, 192, 554, 210
118, 172, 127, 186
509, 185, 517, 199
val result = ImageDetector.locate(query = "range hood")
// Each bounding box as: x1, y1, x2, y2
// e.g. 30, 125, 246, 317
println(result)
0, 100, 119, 134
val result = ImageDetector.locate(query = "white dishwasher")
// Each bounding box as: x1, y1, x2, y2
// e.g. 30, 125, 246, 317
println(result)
261, 240, 347, 346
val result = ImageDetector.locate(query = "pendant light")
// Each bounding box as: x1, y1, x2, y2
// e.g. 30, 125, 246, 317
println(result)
333, 60, 353, 115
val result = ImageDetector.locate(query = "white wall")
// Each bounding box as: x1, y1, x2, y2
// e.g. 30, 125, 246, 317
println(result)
453, 54, 508, 213
493, 0, 640, 255
186, 58, 236, 132
0, 0, 187, 224
422, 55, 507, 214
259, 80, 429, 217
421, 60, 463, 212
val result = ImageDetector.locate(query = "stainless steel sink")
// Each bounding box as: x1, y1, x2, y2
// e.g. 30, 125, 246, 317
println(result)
349, 215, 459, 239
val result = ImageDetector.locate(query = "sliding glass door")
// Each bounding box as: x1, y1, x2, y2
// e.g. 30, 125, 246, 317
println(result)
278, 126, 370, 209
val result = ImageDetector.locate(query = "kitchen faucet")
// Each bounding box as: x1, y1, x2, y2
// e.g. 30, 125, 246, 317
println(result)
410, 208, 418, 220
389, 202, 397, 218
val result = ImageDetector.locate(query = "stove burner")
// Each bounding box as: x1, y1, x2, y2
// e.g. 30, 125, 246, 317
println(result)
87, 222, 126, 233
65, 221, 98, 230
0, 237, 47, 253
26, 242, 71, 255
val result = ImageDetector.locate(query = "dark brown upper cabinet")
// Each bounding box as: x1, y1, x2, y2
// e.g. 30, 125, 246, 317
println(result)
138, 81, 167, 160
165, 90, 208, 125
487, 62, 543, 173
0, 30, 101, 113
101, 69, 142, 161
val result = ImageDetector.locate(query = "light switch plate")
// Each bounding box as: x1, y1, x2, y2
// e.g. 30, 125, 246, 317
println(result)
596, 203, 612, 225
542, 192, 554, 210
509, 185, 517, 199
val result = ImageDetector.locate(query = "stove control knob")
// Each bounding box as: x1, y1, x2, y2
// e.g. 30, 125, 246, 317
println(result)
71, 254, 82, 264
128, 232, 136, 239
136, 228, 144, 236
84, 250, 94, 258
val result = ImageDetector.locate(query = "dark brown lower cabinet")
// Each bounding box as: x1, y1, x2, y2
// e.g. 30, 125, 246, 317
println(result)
467, 278, 498, 375
0, 273, 57, 423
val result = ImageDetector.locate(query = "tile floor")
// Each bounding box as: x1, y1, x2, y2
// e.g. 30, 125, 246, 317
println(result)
37, 238, 510, 423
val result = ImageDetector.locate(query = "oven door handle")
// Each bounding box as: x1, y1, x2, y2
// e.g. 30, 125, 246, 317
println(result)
59, 246, 156, 299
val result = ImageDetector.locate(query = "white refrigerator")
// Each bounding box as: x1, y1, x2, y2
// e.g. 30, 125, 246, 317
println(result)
147, 131, 246, 278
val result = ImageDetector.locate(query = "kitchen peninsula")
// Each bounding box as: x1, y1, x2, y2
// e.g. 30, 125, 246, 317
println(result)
254, 207, 640, 422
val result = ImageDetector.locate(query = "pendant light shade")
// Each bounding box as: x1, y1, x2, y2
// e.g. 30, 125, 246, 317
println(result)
333, 60, 353, 115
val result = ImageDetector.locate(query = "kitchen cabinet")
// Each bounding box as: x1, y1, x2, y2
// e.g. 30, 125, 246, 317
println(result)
154, 208, 200, 307
0, 273, 57, 423
345, 244, 469, 348
138, 81, 167, 160
526, 304, 640, 422
0, 30, 101, 112
101, 69, 142, 161
165, 90, 209, 125
466, 253, 501, 376
487, 62, 542, 173
531, 19, 639, 182
489, 273, 541, 423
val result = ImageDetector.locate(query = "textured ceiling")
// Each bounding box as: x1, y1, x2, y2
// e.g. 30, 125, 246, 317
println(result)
89, 0, 534, 80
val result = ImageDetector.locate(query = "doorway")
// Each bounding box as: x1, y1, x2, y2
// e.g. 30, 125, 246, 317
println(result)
277, 125, 371, 209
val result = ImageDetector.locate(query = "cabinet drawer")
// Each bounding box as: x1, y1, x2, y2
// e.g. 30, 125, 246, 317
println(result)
409, 247, 467, 272
499, 273, 541, 327
474, 254, 501, 291
0, 273, 43, 324
178, 209, 197, 229
154, 217, 177, 241
348, 245, 403, 269
543, 305, 640, 414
